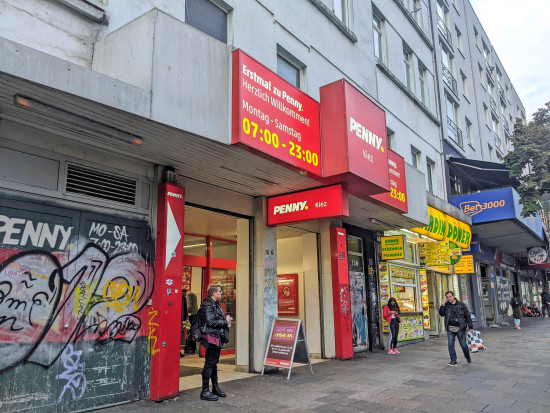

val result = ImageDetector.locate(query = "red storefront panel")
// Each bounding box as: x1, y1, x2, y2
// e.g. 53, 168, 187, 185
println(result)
320, 79, 390, 199
232, 49, 321, 176
329, 226, 353, 360
370, 149, 408, 213
150, 184, 185, 401
267, 184, 349, 226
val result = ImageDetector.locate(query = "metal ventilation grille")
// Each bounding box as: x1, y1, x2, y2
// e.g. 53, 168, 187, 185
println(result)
66, 164, 137, 205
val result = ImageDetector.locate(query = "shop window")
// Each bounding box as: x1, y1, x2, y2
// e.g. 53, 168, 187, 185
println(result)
183, 234, 207, 257
185, 0, 229, 43
390, 265, 418, 312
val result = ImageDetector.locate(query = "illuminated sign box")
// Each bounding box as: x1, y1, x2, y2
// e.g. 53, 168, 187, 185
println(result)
320, 79, 390, 199
267, 184, 349, 226
381, 235, 407, 260
232, 49, 321, 176
370, 149, 408, 213
412, 206, 471, 249
455, 254, 475, 274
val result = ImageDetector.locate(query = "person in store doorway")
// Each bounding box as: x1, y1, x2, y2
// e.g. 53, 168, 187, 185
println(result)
541, 289, 550, 318
180, 290, 189, 358
383, 297, 402, 355
510, 294, 522, 329
439, 291, 473, 366
198, 285, 233, 401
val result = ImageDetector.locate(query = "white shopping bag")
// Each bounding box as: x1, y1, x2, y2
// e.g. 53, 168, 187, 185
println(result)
467, 330, 486, 352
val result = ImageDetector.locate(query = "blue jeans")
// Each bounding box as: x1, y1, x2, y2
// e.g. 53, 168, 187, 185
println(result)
447, 329, 470, 363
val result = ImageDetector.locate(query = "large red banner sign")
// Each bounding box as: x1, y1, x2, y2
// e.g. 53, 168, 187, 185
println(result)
370, 149, 408, 213
278, 274, 299, 316
267, 184, 349, 226
232, 49, 321, 176
320, 79, 390, 199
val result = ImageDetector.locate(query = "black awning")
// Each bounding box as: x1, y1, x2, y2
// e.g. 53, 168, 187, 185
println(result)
448, 156, 519, 189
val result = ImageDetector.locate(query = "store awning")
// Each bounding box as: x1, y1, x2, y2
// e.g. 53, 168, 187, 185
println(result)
448, 157, 519, 189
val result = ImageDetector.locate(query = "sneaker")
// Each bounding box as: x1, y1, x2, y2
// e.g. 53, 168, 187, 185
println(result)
393, 349, 400, 354
517, 326, 521, 330
448, 361, 457, 366
388, 349, 395, 355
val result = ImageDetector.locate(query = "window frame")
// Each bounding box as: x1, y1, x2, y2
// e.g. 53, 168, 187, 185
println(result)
426, 158, 435, 194
411, 146, 421, 170
403, 46, 414, 90
185, 0, 231, 44
372, 13, 386, 65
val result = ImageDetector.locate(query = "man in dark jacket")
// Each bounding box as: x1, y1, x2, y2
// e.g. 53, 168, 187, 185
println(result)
198, 285, 232, 401
439, 291, 473, 366
541, 289, 550, 318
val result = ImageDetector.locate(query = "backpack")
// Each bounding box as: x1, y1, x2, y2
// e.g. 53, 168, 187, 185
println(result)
189, 311, 202, 342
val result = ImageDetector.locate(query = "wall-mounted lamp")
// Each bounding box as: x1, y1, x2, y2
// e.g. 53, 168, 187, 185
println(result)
13, 95, 143, 146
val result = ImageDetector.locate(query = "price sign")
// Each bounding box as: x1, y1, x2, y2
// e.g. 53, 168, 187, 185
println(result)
232, 50, 321, 176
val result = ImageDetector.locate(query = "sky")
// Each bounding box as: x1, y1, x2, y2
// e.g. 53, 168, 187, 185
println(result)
469, 0, 550, 120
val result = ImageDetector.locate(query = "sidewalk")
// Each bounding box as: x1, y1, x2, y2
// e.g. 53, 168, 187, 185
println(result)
100, 317, 550, 412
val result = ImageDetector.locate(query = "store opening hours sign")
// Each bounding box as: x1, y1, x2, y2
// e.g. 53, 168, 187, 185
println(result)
232, 50, 321, 176
370, 149, 408, 213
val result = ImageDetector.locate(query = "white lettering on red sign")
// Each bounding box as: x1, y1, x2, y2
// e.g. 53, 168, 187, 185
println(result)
272, 201, 308, 215
167, 192, 183, 199
349, 117, 382, 150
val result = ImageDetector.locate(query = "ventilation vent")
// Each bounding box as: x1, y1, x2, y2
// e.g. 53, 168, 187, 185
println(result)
66, 164, 137, 205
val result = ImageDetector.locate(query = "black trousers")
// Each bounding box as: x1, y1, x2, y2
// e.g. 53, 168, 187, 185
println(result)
389, 319, 399, 349
202, 347, 222, 380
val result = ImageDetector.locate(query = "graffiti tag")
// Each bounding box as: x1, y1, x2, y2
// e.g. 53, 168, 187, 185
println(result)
56, 344, 87, 403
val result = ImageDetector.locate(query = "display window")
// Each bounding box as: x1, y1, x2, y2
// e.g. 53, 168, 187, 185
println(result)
457, 274, 473, 315
390, 265, 418, 312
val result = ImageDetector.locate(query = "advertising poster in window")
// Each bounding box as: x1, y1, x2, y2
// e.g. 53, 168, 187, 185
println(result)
420, 268, 430, 329
398, 314, 424, 341
277, 274, 298, 316
182, 265, 192, 291
379, 262, 390, 332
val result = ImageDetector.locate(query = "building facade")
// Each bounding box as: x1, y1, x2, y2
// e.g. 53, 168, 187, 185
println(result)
0, 1, 540, 411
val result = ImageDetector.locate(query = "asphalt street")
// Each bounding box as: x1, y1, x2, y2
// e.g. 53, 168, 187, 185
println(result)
99, 317, 550, 412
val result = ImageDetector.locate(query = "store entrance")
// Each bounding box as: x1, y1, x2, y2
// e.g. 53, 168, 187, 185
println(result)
428, 272, 450, 335
179, 205, 248, 389
347, 236, 369, 351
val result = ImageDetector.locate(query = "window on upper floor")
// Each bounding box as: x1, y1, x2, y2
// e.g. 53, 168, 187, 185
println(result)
333, 0, 352, 27
387, 128, 396, 151
461, 72, 469, 99
277, 51, 303, 89
373, 13, 386, 64
474, 27, 480, 48
478, 64, 485, 88
403, 45, 413, 90
465, 118, 473, 145
446, 96, 462, 147
483, 104, 489, 124
449, 169, 462, 196
413, 0, 423, 26
411, 146, 421, 169
426, 158, 435, 194
488, 144, 494, 162
418, 62, 427, 104
185, 0, 229, 43
482, 42, 490, 64
456, 27, 463, 53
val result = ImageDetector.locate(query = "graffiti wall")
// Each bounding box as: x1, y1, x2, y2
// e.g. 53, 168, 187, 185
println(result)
0, 198, 153, 412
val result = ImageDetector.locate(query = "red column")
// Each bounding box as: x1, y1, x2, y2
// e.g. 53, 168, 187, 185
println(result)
150, 184, 185, 401
330, 226, 353, 360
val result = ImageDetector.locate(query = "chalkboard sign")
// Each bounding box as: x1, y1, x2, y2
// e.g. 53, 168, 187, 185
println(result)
261, 319, 313, 380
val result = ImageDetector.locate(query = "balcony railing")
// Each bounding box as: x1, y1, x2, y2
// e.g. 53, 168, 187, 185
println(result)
498, 83, 506, 102
442, 64, 458, 95
494, 132, 502, 150
489, 96, 498, 114
437, 16, 452, 46
447, 117, 463, 147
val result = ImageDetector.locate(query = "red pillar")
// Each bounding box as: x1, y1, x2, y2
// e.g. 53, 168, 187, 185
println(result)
150, 184, 185, 401
330, 226, 353, 360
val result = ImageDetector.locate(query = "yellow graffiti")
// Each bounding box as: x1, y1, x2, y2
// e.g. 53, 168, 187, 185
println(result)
147, 309, 160, 356
103, 280, 140, 312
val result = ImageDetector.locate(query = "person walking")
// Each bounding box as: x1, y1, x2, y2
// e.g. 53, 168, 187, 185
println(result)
198, 285, 233, 401
510, 295, 522, 329
439, 291, 473, 366
383, 297, 402, 355
541, 289, 550, 318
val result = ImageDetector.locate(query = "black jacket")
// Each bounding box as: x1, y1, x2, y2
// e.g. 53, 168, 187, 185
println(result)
541, 291, 550, 304
439, 300, 473, 331
199, 296, 229, 344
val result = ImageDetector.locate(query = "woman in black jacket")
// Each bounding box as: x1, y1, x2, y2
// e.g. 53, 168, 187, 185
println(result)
198, 285, 233, 401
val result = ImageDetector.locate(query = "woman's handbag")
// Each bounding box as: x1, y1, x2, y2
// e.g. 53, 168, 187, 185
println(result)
507, 304, 513, 317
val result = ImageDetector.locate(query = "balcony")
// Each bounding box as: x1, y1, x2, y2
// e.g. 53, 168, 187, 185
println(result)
489, 96, 498, 114
437, 16, 452, 47
447, 117, 463, 147
442, 64, 458, 95
494, 132, 502, 150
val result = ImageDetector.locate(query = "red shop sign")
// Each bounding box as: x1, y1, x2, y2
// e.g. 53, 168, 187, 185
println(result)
232, 49, 321, 176
370, 149, 408, 213
320, 79, 389, 199
278, 274, 299, 316
267, 184, 349, 226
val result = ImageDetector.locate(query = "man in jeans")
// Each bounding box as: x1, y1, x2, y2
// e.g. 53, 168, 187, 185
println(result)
439, 291, 474, 366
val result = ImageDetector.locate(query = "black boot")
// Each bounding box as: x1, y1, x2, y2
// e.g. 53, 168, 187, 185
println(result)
199, 378, 218, 401
211, 376, 226, 398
